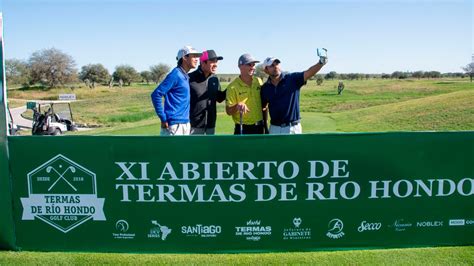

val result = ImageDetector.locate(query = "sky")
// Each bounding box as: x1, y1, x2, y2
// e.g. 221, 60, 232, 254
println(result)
1, 0, 472, 74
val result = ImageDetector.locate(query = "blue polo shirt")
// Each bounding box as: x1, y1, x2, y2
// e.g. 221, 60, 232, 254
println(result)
261, 72, 305, 125
151, 67, 190, 125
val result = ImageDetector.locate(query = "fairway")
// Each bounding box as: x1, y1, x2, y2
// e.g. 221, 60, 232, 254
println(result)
9, 78, 470, 135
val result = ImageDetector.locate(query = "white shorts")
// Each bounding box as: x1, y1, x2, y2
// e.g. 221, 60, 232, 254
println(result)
269, 123, 302, 134
161, 123, 191, 136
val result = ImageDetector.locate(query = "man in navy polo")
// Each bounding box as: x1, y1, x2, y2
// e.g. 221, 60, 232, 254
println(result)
151, 45, 202, 136
261, 52, 327, 134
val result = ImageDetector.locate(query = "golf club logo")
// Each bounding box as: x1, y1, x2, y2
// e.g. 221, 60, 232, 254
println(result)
326, 218, 345, 239
21, 154, 106, 233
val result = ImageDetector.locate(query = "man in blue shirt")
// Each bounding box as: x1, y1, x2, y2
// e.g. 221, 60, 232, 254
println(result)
151, 46, 202, 135
261, 52, 327, 134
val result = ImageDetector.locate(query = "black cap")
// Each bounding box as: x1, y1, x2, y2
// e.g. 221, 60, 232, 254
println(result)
201, 50, 223, 61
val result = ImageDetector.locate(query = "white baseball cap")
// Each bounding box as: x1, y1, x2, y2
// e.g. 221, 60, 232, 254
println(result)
176, 46, 202, 61
263, 57, 281, 67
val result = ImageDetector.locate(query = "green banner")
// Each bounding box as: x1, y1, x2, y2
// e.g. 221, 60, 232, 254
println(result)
0, 13, 17, 250
6, 132, 474, 252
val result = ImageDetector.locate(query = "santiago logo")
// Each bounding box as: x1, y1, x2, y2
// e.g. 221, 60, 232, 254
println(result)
20, 154, 105, 233
181, 224, 222, 238
326, 218, 345, 239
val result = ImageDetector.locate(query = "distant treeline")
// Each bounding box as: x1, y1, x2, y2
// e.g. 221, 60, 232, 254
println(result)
312, 71, 468, 81
6, 48, 172, 89
6, 48, 474, 89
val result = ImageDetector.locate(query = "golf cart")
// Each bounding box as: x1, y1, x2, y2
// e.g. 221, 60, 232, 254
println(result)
7, 106, 18, 135
29, 101, 77, 135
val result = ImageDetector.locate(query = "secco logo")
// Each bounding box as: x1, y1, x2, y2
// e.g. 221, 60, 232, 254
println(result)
113, 219, 135, 240
326, 218, 344, 239
21, 154, 106, 233
181, 224, 222, 238
147, 220, 172, 240
282, 217, 311, 240
235, 220, 272, 241
357, 221, 382, 232
449, 219, 465, 226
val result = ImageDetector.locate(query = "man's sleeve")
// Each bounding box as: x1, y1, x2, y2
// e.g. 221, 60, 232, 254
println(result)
226, 85, 236, 107
214, 78, 226, 103
151, 72, 175, 122
261, 86, 269, 107
293, 72, 306, 89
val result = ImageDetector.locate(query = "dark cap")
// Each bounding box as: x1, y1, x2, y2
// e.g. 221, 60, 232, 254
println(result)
200, 50, 223, 62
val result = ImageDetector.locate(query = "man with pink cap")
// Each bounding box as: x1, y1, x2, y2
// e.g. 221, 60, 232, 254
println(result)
188, 50, 225, 135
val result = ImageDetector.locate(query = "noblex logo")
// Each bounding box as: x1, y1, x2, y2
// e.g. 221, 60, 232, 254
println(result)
21, 154, 106, 233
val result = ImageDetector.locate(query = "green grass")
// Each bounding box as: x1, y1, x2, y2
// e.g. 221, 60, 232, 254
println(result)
4, 79, 474, 261
7, 78, 474, 135
1, 246, 473, 264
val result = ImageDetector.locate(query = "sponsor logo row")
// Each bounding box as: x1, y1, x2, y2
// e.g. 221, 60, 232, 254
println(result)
112, 217, 474, 241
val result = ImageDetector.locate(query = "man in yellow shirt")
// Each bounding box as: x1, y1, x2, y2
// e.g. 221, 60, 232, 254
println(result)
226, 54, 265, 135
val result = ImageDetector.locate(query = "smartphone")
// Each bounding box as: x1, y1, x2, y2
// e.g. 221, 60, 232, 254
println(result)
317, 48, 327, 58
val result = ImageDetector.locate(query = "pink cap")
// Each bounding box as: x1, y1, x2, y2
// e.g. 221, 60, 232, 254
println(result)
200, 50, 209, 62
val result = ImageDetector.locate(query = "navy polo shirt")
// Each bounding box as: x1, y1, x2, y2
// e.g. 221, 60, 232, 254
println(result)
261, 72, 305, 125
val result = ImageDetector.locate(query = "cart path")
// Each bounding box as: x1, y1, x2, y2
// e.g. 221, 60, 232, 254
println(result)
10, 106, 32, 129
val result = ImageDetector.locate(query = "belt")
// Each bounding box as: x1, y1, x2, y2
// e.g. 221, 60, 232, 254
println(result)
271, 120, 300, 127
236, 120, 263, 126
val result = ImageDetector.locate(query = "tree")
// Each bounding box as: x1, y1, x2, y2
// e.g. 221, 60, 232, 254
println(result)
28, 48, 77, 88
254, 64, 266, 79
316, 75, 324, 85
412, 71, 424, 79
462, 62, 474, 82
79, 64, 110, 88
140, 71, 153, 84
150, 64, 171, 84
112, 65, 140, 86
391, 71, 408, 79
5, 59, 30, 86
325, 71, 337, 80
428, 71, 441, 79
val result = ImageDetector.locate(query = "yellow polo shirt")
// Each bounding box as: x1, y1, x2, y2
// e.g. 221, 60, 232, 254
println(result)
226, 76, 263, 125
